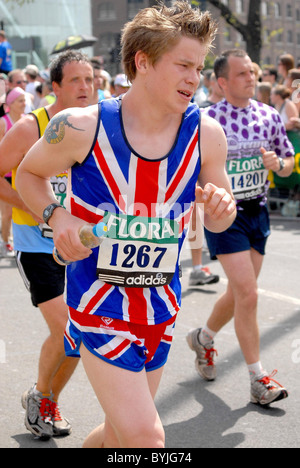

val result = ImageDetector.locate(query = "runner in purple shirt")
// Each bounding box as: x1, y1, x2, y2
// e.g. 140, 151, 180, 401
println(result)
187, 49, 295, 406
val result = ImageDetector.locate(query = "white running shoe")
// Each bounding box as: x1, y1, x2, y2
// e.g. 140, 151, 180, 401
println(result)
251, 370, 288, 406
186, 328, 217, 381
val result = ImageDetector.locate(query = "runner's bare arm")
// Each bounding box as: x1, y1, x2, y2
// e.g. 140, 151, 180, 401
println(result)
16, 107, 98, 217
16, 107, 99, 261
198, 115, 236, 233
0, 115, 42, 218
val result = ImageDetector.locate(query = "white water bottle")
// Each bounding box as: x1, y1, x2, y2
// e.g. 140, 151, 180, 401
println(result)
53, 222, 107, 266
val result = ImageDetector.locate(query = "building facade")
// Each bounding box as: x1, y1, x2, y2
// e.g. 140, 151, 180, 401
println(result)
91, 0, 173, 74
0, 0, 93, 70
0, 0, 299, 72
91, 0, 300, 73
210, 0, 300, 66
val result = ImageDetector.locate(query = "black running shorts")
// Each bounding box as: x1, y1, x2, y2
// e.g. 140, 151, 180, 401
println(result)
16, 252, 65, 307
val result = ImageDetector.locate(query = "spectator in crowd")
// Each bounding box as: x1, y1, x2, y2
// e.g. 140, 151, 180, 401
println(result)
193, 74, 208, 106
198, 72, 224, 108
202, 69, 213, 96
278, 53, 295, 83
0, 30, 13, 75
112, 73, 131, 97
24, 64, 41, 109
7, 69, 34, 113
271, 84, 299, 130
261, 67, 278, 86
252, 62, 262, 84
285, 68, 300, 115
91, 60, 111, 104
38, 80, 56, 106
0, 87, 26, 257
0, 72, 8, 117
256, 82, 272, 105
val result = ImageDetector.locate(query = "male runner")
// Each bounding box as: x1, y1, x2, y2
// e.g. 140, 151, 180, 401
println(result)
187, 49, 294, 405
16, 2, 236, 448
0, 50, 93, 439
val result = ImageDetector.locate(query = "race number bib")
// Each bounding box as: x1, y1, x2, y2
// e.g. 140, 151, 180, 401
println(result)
50, 172, 68, 208
39, 172, 68, 238
227, 155, 269, 200
97, 212, 180, 288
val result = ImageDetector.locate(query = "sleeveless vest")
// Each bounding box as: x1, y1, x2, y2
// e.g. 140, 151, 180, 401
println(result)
65, 99, 201, 325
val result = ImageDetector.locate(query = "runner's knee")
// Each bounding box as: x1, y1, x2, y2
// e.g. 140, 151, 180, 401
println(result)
119, 419, 165, 448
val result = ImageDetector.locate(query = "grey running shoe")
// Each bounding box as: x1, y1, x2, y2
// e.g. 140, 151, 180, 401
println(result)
22, 386, 53, 440
251, 370, 288, 406
186, 328, 217, 381
189, 267, 219, 286
51, 400, 72, 437
22, 388, 71, 437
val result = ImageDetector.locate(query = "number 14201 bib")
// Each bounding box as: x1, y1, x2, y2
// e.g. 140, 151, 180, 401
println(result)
227, 155, 269, 200
97, 213, 180, 288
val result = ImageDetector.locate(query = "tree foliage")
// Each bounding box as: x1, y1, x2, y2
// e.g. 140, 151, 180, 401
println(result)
194, 0, 262, 63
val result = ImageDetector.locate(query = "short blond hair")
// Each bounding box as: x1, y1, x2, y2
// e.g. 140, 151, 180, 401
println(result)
121, 1, 217, 82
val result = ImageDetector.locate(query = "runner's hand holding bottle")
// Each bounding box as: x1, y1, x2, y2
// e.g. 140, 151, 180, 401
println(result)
53, 222, 107, 266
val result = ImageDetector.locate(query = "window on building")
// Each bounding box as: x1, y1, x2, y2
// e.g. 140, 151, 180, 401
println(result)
264, 29, 271, 44
276, 31, 283, 43
224, 26, 232, 43
274, 3, 281, 18
262, 1, 272, 16
286, 4, 292, 18
128, 0, 144, 19
99, 32, 117, 50
236, 0, 245, 14
98, 2, 116, 21
287, 31, 293, 44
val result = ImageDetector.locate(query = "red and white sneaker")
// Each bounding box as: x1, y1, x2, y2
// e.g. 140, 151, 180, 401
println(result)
251, 370, 288, 406
186, 328, 218, 381
50, 400, 72, 437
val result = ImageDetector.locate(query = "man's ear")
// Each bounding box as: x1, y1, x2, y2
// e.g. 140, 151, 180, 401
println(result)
135, 50, 149, 75
52, 81, 60, 97
217, 76, 226, 93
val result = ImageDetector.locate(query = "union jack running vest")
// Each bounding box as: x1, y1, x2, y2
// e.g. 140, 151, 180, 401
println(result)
66, 98, 201, 325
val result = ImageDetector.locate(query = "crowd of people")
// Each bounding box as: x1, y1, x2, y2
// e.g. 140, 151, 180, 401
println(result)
0, 0, 298, 448
196, 52, 300, 128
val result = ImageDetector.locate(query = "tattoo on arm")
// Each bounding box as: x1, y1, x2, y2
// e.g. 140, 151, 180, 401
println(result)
45, 113, 85, 144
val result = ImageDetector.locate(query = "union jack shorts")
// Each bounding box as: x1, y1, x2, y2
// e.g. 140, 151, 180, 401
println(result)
65, 307, 177, 372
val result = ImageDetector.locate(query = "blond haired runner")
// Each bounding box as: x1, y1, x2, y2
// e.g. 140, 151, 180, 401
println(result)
16, 2, 236, 448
